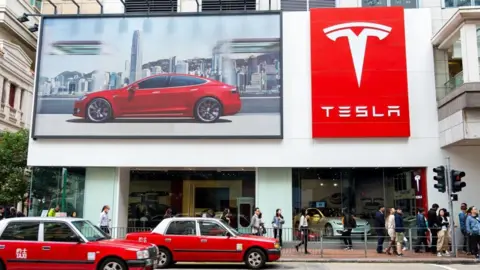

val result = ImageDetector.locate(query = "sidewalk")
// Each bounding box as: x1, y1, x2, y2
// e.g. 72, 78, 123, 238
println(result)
278, 248, 478, 264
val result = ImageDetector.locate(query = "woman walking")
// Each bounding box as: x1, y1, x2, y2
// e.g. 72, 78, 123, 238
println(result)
295, 208, 310, 254
385, 208, 396, 255
99, 205, 111, 234
437, 208, 451, 256
342, 210, 356, 250
272, 209, 285, 247
221, 208, 231, 225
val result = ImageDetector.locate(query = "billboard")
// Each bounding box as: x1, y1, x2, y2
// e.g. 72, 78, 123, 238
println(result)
310, 7, 410, 138
32, 13, 283, 139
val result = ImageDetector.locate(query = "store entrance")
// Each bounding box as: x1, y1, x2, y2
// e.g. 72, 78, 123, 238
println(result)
128, 169, 255, 230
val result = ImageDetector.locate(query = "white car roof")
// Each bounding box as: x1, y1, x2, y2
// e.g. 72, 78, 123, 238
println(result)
0, 217, 85, 224
153, 217, 220, 234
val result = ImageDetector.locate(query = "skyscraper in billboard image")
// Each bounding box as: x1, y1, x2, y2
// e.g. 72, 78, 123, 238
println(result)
33, 14, 282, 139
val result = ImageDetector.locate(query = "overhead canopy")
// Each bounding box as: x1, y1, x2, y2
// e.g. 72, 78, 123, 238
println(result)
432, 8, 480, 49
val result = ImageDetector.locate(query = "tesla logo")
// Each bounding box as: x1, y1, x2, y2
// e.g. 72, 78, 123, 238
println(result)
323, 22, 392, 87
320, 105, 400, 118
414, 175, 421, 192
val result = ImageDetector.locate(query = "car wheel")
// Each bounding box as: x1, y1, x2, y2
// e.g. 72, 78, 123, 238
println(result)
86, 98, 113, 123
325, 224, 334, 237
194, 97, 222, 123
99, 258, 127, 270
244, 248, 266, 269
157, 247, 172, 269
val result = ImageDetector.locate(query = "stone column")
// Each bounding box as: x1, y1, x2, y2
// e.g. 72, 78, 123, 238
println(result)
3, 80, 11, 106
460, 23, 480, 83
14, 86, 22, 110
0, 75, 4, 104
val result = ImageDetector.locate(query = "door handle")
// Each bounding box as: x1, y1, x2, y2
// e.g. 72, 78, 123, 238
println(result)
152, 91, 160, 94
0, 245, 5, 250
165, 238, 171, 243
200, 239, 207, 243
190, 89, 198, 91
42, 246, 51, 251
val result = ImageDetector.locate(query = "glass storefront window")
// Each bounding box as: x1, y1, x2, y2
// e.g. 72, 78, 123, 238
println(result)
292, 168, 427, 236
128, 170, 256, 233
29, 167, 86, 218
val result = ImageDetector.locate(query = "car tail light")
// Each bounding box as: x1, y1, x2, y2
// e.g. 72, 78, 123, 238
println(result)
231, 87, 238, 94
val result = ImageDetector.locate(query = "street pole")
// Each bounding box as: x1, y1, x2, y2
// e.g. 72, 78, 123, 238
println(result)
61, 168, 67, 212
445, 157, 457, 257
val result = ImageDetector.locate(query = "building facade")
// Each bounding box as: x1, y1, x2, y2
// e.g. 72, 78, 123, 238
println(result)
0, 0, 38, 132
27, 0, 480, 243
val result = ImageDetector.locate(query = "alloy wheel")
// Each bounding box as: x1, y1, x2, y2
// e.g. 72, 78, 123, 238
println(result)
158, 251, 168, 266
103, 261, 123, 270
196, 98, 221, 122
247, 251, 263, 267
325, 225, 334, 237
87, 99, 111, 122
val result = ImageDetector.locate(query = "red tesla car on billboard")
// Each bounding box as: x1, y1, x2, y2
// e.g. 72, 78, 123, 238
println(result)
73, 74, 242, 123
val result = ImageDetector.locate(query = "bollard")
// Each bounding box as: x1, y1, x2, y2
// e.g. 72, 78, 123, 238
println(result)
320, 235, 324, 258
364, 227, 367, 258
408, 228, 413, 251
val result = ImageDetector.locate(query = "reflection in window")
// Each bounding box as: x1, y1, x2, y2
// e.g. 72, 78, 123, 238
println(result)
165, 221, 196, 235
29, 167, 86, 218
0, 222, 39, 241
44, 222, 76, 242
128, 170, 255, 233
199, 221, 228, 236
361, 0, 418, 8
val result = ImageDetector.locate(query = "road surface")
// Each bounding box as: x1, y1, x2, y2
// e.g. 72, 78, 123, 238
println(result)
36, 97, 281, 114
170, 263, 477, 269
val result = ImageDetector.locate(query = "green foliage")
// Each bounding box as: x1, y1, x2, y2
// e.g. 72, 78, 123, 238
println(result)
0, 129, 29, 205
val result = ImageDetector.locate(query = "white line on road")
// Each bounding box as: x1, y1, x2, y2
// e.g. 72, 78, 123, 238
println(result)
429, 264, 457, 270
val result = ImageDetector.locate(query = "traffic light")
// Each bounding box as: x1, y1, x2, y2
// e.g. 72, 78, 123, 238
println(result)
450, 170, 466, 193
433, 166, 446, 193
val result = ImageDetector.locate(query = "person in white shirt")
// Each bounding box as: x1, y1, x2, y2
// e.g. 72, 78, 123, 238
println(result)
99, 205, 111, 234
295, 208, 310, 254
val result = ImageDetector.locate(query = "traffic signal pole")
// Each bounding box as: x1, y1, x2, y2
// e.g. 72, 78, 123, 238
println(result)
445, 157, 457, 258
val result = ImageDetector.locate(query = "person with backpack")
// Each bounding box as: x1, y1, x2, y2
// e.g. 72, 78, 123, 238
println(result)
394, 208, 405, 257
342, 209, 356, 250
466, 206, 480, 260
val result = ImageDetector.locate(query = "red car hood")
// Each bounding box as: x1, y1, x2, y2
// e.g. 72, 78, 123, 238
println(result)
96, 238, 153, 250
85, 88, 124, 98
237, 234, 277, 243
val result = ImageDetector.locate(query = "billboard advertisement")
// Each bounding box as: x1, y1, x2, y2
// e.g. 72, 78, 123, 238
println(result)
310, 7, 410, 138
32, 13, 282, 139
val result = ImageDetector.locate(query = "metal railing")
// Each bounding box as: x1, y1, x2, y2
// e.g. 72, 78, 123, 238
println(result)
104, 226, 473, 258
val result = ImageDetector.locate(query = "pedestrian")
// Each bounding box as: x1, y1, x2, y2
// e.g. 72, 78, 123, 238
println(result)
47, 205, 60, 217
459, 203, 469, 253
221, 208, 231, 225
375, 206, 386, 254
99, 205, 111, 234
272, 208, 285, 247
466, 206, 480, 260
428, 203, 440, 254
415, 208, 428, 253
258, 211, 266, 235
394, 208, 405, 257
466, 207, 473, 255
0, 206, 5, 220
164, 208, 173, 219
250, 208, 262, 236
385, 207, 396, 255
436, 208, 450, 257
295, 208, 310, 254
342, 209, 356, 250
9, 207, 17, 218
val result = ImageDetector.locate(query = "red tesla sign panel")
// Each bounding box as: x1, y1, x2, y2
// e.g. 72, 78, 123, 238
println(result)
310, 7, 410, 138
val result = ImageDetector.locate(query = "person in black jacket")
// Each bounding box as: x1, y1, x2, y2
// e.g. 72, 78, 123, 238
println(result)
375, 206, 386, 253
394, 208, 405, 257
414, 208, 428, 253
342, 210, 356, 250
428, 203, 440, 253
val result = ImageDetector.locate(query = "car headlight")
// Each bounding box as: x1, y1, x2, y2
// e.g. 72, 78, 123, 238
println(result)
274, 242, 280, 249
77, 95, 87, 101
136, 249, 149, 259
333, 221, 342, 225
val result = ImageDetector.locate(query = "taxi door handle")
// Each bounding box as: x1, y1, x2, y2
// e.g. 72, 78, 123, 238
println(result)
200, 239, 207, 243
0, 245, 5, 250
42, 246, 51, 251
152, 91, 160, 94
165, 238, 171, 243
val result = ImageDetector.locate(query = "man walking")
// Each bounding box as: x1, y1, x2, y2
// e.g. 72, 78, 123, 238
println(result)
375, 206, 386, 253
395, 208, 405, 257
466, 207, 480, 260
415, 208, 428, 253
428, 203, 440, 254
459, 203, 469, 253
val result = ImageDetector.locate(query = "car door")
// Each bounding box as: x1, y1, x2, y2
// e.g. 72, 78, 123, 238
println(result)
40, 221, 94, 270
160, 76, 206, 113
120, 76, 169, 115
164, 220, 201, 262
198, 220, 240, 262
0, 221, 43, 270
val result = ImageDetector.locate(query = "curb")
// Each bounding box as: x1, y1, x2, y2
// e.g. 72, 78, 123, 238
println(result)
277, 259, 478, 264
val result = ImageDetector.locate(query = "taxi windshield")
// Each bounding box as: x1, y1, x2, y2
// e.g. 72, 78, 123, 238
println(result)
220, 221, 240, 236
71, 220, 108, 241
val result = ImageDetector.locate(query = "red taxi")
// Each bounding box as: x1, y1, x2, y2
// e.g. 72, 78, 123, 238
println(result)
0, 217, 159, 270
125, 217, 281, 269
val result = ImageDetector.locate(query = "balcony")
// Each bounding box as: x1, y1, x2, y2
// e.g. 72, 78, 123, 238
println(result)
0, 0, 39, 52
0, 103, 26, 130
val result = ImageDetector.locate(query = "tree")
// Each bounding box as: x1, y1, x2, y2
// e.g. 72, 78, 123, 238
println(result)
0, 129, 29, 205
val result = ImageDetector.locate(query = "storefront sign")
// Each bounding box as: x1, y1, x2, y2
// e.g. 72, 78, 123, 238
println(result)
310, 7, 410, 138
31, 13, 283, 139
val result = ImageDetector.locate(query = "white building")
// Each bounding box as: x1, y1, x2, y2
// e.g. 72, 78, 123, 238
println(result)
142, 68, 151, 78
27, 0, 480, 245
0, 0, 38, 132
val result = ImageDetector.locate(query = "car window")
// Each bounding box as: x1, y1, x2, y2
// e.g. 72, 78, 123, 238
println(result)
307, 209, 322, 217
165, 221, 196, 236
43, 222, 78, 242
169, 76, 205, 87
137, 76, 168, 89
199, 221, 228, 237
0, 222, 39, 241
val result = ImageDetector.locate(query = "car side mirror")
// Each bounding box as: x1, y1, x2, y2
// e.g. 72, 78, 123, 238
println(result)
69, 234, 83, 243
128, 84, 138, 92
226, 232, 232, 238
